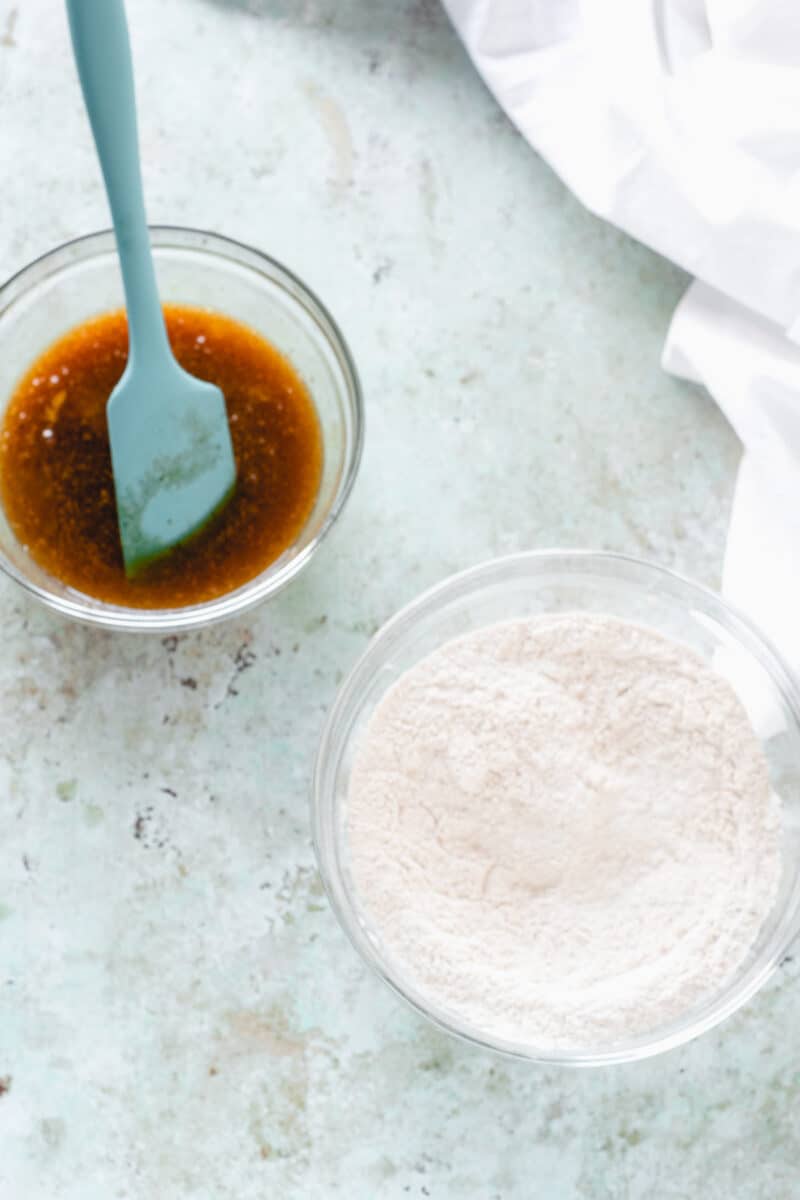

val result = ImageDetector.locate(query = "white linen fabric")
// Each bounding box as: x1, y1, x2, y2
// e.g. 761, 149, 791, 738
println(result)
443, 0, 800, 668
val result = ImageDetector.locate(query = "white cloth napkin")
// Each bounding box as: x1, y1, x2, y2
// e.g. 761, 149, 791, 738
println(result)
443, 0, 800, 672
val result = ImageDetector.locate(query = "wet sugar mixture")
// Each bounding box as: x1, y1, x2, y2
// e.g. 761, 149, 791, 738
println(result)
0, 306, 322, 608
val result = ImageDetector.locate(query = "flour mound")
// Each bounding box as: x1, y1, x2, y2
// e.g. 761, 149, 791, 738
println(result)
346, 614, 781, 1048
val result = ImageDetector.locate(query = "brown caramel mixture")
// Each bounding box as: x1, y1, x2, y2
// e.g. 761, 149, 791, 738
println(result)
0, 306, 322, 608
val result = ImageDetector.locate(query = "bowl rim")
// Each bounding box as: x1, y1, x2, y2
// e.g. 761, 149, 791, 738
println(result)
312, 548, 800, 1066
0, 226, 364, 632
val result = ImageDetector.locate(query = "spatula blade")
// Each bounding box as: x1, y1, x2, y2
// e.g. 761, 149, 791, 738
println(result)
107, 370, 236, 578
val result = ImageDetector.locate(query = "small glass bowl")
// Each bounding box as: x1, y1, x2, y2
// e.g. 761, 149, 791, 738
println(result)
313, 551, 800, 1065
0, 228, 363, 632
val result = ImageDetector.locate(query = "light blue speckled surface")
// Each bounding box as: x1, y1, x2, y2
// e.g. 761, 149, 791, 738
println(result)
1, 1, 797, 1196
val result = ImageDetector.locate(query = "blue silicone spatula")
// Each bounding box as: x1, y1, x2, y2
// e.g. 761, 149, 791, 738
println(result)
66, 0, 236, 577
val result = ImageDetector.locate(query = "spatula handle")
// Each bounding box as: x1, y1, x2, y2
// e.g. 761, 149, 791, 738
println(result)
66, 0, 172, 368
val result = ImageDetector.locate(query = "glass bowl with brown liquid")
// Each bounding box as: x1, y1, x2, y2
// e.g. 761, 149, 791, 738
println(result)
0, 228, 363, 631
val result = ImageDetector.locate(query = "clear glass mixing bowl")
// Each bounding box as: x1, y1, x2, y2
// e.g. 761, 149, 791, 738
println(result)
313, 551, 800, 1065
0, 228, 363, 632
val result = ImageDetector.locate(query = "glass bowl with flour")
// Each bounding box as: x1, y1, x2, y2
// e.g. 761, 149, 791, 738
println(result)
313, 551, 800, 1065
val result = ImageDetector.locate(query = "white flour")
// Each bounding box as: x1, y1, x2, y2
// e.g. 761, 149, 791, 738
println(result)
346, 614, 782, 1048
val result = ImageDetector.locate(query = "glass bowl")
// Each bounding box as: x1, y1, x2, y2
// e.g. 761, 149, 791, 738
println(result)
0, 227, 363, 632
313, 550, 800, 1065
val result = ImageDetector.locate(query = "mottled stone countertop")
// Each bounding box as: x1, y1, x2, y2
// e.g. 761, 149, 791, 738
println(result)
1, 1, 797, 1196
